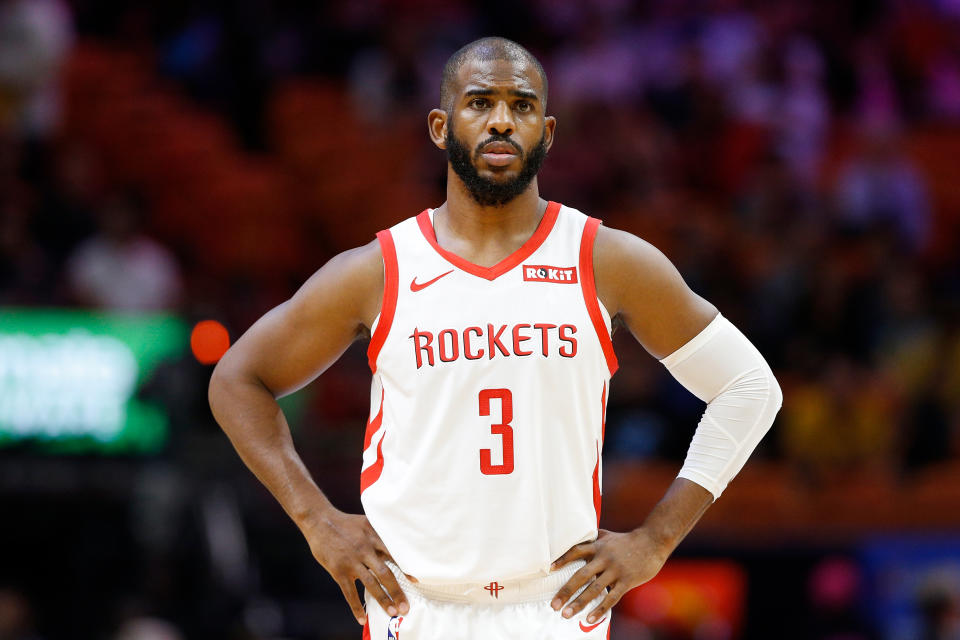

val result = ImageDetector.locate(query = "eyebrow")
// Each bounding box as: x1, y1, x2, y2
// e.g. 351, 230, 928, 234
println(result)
463, 88, 539, 101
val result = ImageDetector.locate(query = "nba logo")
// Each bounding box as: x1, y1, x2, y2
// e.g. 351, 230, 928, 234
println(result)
387, 615, 403, 639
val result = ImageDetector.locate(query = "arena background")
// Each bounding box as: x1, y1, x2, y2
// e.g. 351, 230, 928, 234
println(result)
2, 1, 959, 638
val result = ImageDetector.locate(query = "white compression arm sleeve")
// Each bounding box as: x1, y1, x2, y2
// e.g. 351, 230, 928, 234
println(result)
659, 314, 783, 500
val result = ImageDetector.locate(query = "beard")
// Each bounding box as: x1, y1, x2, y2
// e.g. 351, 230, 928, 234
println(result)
445, 121, 548, 207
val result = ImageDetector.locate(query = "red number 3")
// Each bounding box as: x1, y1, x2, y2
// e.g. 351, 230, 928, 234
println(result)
478, 388, 514, 475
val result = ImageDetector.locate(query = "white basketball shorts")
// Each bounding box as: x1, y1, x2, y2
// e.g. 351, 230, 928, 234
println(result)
362, 560, 612, 639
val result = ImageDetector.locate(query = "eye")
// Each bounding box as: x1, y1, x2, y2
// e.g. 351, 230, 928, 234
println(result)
515, 101, 532, 112
470, 97, 490, 109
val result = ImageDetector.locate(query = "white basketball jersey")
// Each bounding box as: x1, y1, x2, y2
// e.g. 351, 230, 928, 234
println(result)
360, 201, 618, 584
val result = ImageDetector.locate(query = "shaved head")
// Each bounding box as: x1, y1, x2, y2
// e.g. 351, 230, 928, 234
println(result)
440, 37, 548, 112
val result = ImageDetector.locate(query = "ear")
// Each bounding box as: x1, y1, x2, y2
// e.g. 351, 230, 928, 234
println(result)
428, 109, 448, 149
543, 115, 557, 153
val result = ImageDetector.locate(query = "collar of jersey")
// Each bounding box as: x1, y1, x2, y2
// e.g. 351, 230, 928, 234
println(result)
415, 201, 561, 281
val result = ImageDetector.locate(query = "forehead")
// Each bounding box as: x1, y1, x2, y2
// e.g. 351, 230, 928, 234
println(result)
454, 57, 543, 97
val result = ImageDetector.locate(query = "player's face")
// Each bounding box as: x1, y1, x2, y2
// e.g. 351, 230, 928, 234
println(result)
443, 58, 555, 206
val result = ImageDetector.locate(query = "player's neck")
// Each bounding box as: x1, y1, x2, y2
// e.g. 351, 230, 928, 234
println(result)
437, 173, 546, 248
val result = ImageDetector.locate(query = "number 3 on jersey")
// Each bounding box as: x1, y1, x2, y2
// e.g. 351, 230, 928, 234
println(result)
478, 388, 514, 475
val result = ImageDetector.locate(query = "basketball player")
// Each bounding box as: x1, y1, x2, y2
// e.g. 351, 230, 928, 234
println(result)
209, 37, 782, 638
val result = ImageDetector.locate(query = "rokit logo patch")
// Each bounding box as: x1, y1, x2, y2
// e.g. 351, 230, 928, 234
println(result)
522, 265, 578, 284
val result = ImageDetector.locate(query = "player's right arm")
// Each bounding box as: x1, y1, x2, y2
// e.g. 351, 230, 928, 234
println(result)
208, 239, 409, 625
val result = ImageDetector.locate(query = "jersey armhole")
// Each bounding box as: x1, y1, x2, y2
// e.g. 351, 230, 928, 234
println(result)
579, 217, 619, 376
367, 229, 398, 373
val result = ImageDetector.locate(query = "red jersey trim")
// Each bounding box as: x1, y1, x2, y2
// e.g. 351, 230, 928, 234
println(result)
593, 381, 608, 527
579, 217, 619, 376
601, 381, 608, 444
360, 388, 386, 494
360, 435, 385, 494
368, 229, 399, 372
592, 440, 601, 528
362, 388, 384, 451
415, 201, 562, 281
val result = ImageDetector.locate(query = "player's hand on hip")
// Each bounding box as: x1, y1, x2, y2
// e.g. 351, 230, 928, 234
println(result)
300, 510, 409, 625
550, 528, 670, 624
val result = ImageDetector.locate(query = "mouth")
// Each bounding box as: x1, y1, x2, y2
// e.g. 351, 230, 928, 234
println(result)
478, 141, 520, 167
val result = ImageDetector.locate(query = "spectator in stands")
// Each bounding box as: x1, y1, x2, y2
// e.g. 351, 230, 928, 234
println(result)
66, 193, 182, 311
347, 18, 438, 123
0, 179, 54, 304
835, 123, 931, 253
30, 140, 101, 267
777, 36, 829, 185
781, 356, 899, 486
851, 37, 902, 129
927, 49, 960, 120
0, 0, 72, 138
113, 617, 184, 640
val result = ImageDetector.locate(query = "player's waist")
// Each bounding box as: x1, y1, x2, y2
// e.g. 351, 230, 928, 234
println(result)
386, 559, 587, 605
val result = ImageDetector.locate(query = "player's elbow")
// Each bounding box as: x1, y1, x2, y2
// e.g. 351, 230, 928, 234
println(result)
207, 348, 251, 425
207, 357, 231, 424
753, 362, 783, 443
764, 362, 783, 418
770, 370, 783, 413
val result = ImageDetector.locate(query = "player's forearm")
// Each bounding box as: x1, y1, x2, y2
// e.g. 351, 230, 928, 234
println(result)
208, 366, 334, 529
661, 314, 782, 499
634, 314, 781, 556
634, 477, 713, 555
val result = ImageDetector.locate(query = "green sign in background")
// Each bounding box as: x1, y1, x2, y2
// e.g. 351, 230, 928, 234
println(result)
0, 308, 188, 454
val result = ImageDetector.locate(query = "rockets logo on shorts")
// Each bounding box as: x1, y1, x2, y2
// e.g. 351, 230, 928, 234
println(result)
523, 264, 578, 283
387, 615, 403, 639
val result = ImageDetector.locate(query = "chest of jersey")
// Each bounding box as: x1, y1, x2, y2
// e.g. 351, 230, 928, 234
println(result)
360, 202, 616, 583
392, 268, 589, 372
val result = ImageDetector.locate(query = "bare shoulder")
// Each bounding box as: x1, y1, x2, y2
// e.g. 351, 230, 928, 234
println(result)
593, 224, 717, 359
593, 224, 689, 318
594, 225, 677, 292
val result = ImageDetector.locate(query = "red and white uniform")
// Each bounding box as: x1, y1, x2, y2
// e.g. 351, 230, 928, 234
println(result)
360, 201, 617, 585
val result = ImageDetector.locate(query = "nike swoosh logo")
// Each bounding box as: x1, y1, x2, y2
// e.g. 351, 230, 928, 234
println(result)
579, 618, 606, 632
410, 270, 454, 292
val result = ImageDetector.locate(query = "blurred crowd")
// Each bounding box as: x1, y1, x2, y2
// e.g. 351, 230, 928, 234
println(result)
5, 0, 957, 478
3, 0, 960, 638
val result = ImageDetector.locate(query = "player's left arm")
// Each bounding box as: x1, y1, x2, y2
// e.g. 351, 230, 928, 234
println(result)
551, 224, 783, 624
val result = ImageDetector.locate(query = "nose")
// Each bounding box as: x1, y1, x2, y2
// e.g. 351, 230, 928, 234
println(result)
487, 100, 514, 136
